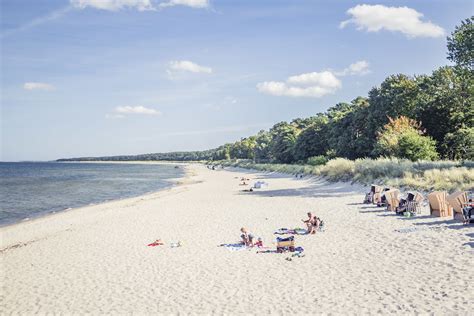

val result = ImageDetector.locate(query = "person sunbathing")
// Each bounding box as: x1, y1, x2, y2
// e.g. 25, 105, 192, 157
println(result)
240, 227, 255, 246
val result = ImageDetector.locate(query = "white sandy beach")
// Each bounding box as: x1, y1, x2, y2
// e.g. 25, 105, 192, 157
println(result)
1, 164, 473, 314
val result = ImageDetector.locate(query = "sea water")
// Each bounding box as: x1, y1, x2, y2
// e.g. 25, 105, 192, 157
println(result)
0, 162, 183, 226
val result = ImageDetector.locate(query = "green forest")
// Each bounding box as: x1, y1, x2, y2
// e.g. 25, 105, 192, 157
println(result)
59, 17, 473, 164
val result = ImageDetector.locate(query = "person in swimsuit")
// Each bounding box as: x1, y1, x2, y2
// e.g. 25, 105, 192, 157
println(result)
240, 227, 254, 246
302, 212, 316, 234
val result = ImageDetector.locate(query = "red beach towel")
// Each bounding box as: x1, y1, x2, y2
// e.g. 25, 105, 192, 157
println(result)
147, 239, 164, 247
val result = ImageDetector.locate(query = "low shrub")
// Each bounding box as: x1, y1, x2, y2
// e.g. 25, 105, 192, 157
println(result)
306, 155, 328, 166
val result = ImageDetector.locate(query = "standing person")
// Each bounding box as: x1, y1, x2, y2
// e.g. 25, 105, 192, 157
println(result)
240, 227, 255, 246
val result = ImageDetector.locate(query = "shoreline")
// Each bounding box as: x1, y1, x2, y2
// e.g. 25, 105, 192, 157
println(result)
55, 160, 191, 165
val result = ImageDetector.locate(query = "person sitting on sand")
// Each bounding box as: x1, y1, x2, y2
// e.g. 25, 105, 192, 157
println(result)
240, 227, 255, 246
313, 216, 321, 231
302, 212, 316, 234
462, 199, 473, 224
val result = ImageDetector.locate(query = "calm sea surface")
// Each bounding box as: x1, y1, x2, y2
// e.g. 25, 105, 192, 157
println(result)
0, 162, 184, 226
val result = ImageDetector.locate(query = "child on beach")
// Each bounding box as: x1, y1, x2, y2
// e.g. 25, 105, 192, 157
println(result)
240, 227, 255, 246
313, 216, 321, 231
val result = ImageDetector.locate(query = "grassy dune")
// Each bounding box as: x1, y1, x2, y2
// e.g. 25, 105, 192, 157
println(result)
212, 158, 474, 192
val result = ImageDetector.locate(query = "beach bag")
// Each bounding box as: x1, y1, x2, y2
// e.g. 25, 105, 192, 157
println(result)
319, 221, 325, 231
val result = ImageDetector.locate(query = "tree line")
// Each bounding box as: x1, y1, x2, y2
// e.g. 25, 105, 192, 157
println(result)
59, 17, 473, 164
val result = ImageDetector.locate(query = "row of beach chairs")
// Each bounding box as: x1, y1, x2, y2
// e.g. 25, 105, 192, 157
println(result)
364, 185, 473, 223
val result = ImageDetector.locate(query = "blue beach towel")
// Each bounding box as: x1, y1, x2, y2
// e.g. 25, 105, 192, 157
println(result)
274, 228, 308, 235
219, 243, 248, 251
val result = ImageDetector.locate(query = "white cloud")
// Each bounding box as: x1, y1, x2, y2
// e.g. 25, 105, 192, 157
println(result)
257, 81, 339, 98
168, 60, 212, 74
23, 82, 55, 91
115, 105, 161, 115
287, 71, 341, 88
340, 4, 445, 38
335, 60, 370, 76
70, 0, 155, 11
257, 61, 372, 98
257, 71, 341, 98
159, 0, 209, 9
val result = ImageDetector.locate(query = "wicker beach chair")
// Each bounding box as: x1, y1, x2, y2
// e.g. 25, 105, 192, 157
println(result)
385, 189, 401, 212
428, 191, 453, 217
447, 191, 469, 221
372, 185, 383, 204
406, 191, 424, 215
377, 187, 392, 207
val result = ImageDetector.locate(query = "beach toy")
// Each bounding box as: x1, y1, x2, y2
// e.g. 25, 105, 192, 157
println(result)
294, 246, 304, 253
170, 241, 182, 248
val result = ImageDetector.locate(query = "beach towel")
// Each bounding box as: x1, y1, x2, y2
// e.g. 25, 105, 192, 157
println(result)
257, 246, 304, 254
274, 228, 291, 234
147, 239, 164, 247
219, 243, 248, 251
256, 249, 279, 254
274, 228, 308, 235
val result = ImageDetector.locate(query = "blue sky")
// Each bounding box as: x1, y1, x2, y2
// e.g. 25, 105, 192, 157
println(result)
1, 0, 472, 161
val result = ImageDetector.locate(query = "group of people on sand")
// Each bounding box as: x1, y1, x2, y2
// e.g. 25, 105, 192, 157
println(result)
240, 227, 263, 247
239, 212, 322, 246
302, 212, 322, 234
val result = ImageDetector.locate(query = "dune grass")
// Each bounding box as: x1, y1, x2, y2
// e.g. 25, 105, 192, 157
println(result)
211, 158, 474, 192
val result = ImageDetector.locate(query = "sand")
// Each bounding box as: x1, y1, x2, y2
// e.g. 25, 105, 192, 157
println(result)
1, 164, 473, 314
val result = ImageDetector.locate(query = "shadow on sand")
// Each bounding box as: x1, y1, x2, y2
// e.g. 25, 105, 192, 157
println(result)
244, 182, 361, 199
464, 232, 474, 248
